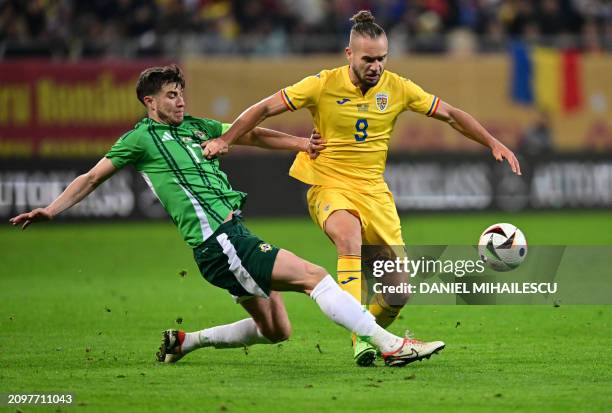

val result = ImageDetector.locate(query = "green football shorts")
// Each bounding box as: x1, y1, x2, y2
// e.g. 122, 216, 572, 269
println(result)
193, 215, 280, 301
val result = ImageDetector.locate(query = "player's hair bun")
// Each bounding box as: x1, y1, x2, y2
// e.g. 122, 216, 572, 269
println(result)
350, 10, 375, 25
349, 10, 384, 38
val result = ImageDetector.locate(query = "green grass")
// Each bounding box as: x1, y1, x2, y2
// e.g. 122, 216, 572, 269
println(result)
1, 212, 612, 412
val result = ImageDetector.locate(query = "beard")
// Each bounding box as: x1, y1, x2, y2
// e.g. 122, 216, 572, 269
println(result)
352, 66, 382, 89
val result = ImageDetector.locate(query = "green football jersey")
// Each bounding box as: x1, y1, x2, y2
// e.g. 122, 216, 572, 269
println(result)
105, 115, 246, 248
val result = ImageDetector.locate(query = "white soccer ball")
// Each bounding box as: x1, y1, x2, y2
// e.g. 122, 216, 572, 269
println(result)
478, 223, 528, 272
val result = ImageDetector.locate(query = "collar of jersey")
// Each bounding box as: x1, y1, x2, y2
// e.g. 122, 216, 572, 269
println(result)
144, 115, 191, 128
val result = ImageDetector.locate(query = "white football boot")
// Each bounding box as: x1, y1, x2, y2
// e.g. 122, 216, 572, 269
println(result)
382, 337, 445, 367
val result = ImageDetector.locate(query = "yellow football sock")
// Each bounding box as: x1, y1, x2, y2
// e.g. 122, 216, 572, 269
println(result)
368, 293, 402, 329
337, 255, 362, 303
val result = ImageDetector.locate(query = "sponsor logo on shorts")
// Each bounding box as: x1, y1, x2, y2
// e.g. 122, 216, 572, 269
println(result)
259, 243, 273, 253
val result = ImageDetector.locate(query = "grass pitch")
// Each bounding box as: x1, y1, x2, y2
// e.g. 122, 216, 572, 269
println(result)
1, 212, 612, 412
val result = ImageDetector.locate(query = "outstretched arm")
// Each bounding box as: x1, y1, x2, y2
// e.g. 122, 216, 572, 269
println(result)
9, 157, 118, 229
203, 92, 289, 158
230, 127, 325, 159
234, 127, 306, 151
433, 101, 521, 175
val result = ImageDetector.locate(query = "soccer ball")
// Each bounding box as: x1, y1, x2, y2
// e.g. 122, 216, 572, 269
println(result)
478, 223, 528, 271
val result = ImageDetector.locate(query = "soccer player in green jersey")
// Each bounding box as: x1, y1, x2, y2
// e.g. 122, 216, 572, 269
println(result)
10, 64, 444, 367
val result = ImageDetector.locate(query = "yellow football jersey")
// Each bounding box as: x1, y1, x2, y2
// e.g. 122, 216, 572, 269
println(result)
282, 65, 439, 192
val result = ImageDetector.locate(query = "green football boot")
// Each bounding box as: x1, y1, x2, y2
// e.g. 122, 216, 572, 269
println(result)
353, 335, 377, 367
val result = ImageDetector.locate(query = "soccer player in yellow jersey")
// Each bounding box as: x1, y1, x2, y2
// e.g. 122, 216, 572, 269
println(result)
204, 10, 521, 366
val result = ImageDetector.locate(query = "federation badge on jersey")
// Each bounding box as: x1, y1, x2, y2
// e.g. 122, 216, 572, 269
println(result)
375, 92, 389, 112
193, 130, 206, 140
259, 243, 273, 253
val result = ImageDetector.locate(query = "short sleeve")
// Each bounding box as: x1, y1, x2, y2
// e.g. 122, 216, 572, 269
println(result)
105, 130, 143, 169
402, 78, 439, 117
281, 74, 323, 111
221, 123, 232, 134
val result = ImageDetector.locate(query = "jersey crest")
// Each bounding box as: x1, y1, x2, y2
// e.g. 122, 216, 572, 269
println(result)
259, 243, 273, 253
375, 92, 389, 112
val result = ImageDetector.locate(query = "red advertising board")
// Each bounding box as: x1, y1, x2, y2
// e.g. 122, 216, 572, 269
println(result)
0, 60, 167, 158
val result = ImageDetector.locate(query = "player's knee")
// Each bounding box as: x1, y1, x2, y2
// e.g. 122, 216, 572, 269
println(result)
325, 220, 361, 255
273, 324, 292, 343
306, 261, 327, 277
305, 261, 327, 281
301, 261, 328, 292
331, 233, 361, 255
262, 325, 291, 343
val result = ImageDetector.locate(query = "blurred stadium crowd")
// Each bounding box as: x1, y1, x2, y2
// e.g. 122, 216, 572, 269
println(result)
1, 0, 611, 57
